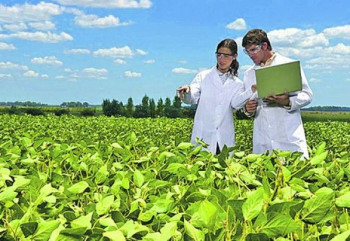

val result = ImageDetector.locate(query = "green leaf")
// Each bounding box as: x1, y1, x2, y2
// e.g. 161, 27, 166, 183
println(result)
335, 192, 350, 208
98, 217, 117, 227
315, 142, 326, 156
0, 186, 17, 202
165, 163, 185, 174
330, 230, 350, 241
242, 188, 265, 221
36, 184, 57, 204
96, 195, 114, 215
95, 165, 109, 184
59, 227, 87, 236
67, 181, 89, 194
71, 212, 93, 230
310, 151, 328, 165
13, 176, 31, 189
184, 220, 205, 241
160, 221, 178, 240
20, 222, 38, 237
150, 198, 173, 213
103, 230, 126, 241
260, 214, 299, 238
177, 142, 193, 150
138, 210, 156, 222
119, 220, 149, 239
191, 199, 218, 230
32, 220, 60, 241
133, 169, 144, 188
158, 151, 176, 162
301, 188, 334, 223
245, 233, 269, 241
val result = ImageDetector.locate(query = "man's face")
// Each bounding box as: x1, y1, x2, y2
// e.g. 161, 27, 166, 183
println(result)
244, 43, 264, 65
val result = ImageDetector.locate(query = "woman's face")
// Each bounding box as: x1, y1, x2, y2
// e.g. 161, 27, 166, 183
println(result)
216, 47, 236, 73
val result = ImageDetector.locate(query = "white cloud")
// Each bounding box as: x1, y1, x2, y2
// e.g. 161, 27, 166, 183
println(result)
268, 28, 329, 48
0, 74, 12, 79
0, 42, 16, 50
93, 46, 133, 58
0, 2, 63, 24
114, 59, 126, 64
41, 74, 49, 78
24, 70, 39, 77
75, 14, 133, 28
323, 25, 350, 40
29, 21, 56, 31
3, 22, 28, 31
136, 49, 147, 55
226, 18, 246, 30
298, 33, 328, 48
172, 67, 198, 74
124, 70, 141, 78
81, 67, 108, 79
0, 31, 73, 43
31, 56, 63, 66
64, 48, 91, 54
324, 43, 350, 54
143, 59, 155, 64
305, 55, 350, 70
54, 0, 152, 8
0, 61, 28, 70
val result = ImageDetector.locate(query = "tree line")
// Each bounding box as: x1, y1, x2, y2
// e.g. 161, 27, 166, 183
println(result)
102, 95, 196, 118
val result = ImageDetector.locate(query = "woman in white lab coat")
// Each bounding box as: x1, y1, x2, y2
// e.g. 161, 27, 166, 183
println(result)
177, 39, 253, 154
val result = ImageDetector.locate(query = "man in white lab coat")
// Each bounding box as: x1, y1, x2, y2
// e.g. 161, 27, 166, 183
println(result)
242, 29, 313, 158
178, 39, 253, 154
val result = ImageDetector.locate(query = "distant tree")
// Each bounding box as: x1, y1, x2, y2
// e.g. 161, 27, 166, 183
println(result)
80, 108, 96, 116
164, 97, 171, 108
24, 108, 44, 116
126, 97, 134, 117
102, 99, 113, 116
157, 98, 164, 117
164, 97, 179, 118
118, 101, 125, 116
173, 96, 182, 109
54, 108, 70, 116
134, 95, 150, 118
149, 98, 156, 118
83, 102, 89, 107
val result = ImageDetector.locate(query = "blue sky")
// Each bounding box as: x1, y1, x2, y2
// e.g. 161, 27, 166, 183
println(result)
0, 0, 349, 107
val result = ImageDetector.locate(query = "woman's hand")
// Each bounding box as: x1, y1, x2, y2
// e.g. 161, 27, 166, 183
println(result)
177, 85, 190, 100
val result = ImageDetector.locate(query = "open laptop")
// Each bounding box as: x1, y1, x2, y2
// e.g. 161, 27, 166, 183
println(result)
255, 61, 302, 98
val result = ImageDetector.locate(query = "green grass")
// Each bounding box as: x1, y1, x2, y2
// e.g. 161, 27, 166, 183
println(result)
301, 111, 350, 122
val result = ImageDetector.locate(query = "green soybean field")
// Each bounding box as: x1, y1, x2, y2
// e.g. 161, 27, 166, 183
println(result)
0, 114, 349, 241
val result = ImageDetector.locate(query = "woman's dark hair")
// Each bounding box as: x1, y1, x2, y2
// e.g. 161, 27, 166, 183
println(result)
242, 29, 272, 50
216, 39, 239, 76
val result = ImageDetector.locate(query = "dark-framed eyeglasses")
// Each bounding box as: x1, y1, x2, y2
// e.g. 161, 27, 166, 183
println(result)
215, 52, 234, 58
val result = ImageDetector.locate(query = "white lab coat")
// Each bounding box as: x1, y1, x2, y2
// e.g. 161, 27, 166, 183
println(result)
184, 66, 253, 153
243, 53, 313, 158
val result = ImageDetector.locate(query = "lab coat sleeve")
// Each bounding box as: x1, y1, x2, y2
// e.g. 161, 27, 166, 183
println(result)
230, 81, 254, 109
183, 72, 202, 105
289, 66, 313, 111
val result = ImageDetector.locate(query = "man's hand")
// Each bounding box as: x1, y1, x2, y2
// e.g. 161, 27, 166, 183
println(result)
245, 99, 258, 113
263, 93, 290, 106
